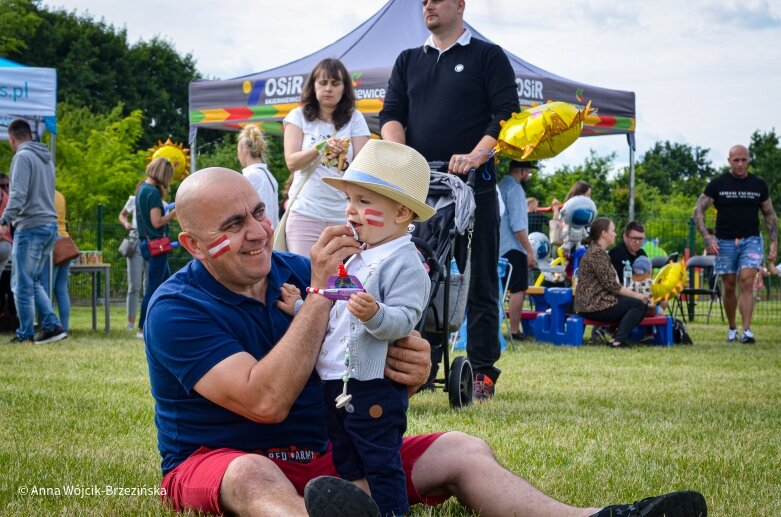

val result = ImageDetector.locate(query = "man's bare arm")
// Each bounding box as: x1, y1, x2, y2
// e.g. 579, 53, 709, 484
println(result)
692, 194, 714, 238
761, 197, 778, 263
380, 121, 406, 144
693, 194, 717, 255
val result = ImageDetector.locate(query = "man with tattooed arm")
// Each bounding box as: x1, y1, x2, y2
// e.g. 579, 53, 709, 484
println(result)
693, 144, 778, 344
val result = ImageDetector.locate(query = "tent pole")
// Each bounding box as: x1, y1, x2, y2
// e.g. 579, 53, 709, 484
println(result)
628, 133, 636, 221
190, 130, 197, 174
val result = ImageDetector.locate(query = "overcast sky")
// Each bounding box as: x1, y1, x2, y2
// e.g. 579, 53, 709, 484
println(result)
44, 0, 781, 172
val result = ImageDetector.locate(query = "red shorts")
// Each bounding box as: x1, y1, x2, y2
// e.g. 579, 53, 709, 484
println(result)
160, 432, 447, 514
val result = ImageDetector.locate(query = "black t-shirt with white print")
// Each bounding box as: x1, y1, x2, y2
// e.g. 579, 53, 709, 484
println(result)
703, 172, 769, 239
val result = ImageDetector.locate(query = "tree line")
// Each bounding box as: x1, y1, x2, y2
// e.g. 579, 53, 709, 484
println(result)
1, 0, 779, 245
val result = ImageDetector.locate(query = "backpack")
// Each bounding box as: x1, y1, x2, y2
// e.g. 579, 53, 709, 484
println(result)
672, 318, 693, 345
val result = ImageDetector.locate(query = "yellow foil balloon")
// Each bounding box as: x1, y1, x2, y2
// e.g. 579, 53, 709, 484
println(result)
148, 138, 191, 181
495, 101, 591, 160
651, 261, 688, 303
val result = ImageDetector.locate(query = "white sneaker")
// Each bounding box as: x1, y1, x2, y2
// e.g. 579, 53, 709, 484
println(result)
135, 332, 144, 339
740, 329, 755, 344
727, 328, 738, 342
127, 323, 135, 331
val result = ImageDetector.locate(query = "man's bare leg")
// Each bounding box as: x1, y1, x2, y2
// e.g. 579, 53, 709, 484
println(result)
220, 455, 307, 516
411, 431, 598, 517
738, 268, 757, 331
508, 291, 526, 335
721, 273, 738, 329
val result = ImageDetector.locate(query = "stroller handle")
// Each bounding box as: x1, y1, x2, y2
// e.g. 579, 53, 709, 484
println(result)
428, 161, 477, 188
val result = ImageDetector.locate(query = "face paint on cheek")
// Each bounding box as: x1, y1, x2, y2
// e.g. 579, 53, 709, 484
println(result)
364, 208, 385, 228
208, 235, 231, 258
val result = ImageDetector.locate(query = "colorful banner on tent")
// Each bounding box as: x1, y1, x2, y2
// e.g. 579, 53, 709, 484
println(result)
189, 68, 634, 139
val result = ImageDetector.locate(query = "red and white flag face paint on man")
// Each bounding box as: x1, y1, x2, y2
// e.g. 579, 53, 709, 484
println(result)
208, 235, 231, 259
364, 208, 385, 227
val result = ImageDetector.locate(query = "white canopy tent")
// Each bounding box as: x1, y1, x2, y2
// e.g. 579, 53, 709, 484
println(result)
0, 57, 58, 159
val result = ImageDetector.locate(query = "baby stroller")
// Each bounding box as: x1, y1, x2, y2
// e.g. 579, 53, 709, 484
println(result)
411, 167, 476, 408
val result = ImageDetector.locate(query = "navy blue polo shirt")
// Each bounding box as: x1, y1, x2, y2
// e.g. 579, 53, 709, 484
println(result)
145, 252, 327, 475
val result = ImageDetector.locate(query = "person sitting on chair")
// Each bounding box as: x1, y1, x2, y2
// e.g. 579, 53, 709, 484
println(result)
609, 220, 648, 279
574, 218, 649, 348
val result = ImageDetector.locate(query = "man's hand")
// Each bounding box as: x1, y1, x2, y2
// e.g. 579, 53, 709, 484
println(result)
448, 151, 490, 176
528, 254, 538, 269
767, 241, 777, 265
348, 292, 378, 322
704, 237, 719, 256
309, 226, 362, 288
385, 331, 431, 397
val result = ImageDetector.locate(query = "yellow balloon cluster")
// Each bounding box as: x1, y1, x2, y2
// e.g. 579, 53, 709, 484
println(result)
495, 101, 591, 161
651, 261, 688, 303
148, 138, 191, 181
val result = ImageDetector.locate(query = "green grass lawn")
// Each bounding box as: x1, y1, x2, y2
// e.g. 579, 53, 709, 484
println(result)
1, 306, 779, 515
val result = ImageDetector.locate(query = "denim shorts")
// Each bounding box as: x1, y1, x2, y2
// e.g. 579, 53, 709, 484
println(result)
715, 236, 764, 275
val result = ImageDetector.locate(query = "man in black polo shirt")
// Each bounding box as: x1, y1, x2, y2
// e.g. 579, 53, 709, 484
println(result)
693, 144, 777, 344
609, 221, 648, 280
380, 0, 518, 401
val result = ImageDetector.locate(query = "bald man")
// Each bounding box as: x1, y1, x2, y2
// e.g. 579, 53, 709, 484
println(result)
146, 168, 705, 517
694, 145, 778, 344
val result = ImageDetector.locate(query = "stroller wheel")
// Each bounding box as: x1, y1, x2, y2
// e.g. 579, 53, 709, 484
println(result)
448, 356, 473, 408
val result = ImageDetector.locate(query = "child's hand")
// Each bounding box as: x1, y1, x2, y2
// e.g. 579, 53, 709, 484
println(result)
348, 291, 379, 322
276, 283, 302, 316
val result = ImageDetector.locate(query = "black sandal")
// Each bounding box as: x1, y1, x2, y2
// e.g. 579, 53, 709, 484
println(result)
609, 338, 630, 348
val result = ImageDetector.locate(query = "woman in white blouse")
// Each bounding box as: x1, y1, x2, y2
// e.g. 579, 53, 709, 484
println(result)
283, 58, 370, 256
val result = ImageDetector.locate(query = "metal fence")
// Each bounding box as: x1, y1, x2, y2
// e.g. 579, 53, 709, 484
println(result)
66, 206, 781, 323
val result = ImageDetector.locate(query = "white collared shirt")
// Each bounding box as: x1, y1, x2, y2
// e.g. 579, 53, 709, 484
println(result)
317, 234, 413, 380
423, 28, 472, 57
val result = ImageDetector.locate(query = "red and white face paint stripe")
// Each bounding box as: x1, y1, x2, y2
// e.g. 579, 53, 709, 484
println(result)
208, 235, 231, 258
364, 208, 385, 227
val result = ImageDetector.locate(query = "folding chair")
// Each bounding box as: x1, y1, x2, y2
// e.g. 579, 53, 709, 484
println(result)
498, 258, 514, 350
671, 255, 724, 323
651, 252, 679, 271
451, 258, 514, 351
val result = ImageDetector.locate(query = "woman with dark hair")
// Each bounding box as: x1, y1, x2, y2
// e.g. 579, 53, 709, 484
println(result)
282, 58, 370, 256
574, 217, 649, 348
564, 180, 592, 201
135, 157, 176, 339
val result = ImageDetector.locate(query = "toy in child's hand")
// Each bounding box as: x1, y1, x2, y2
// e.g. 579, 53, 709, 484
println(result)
316, 137, 350, 171
306, 264, 365, 301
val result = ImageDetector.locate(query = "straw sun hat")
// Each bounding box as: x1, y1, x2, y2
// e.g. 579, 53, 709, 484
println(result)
323, 139, 436, 221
